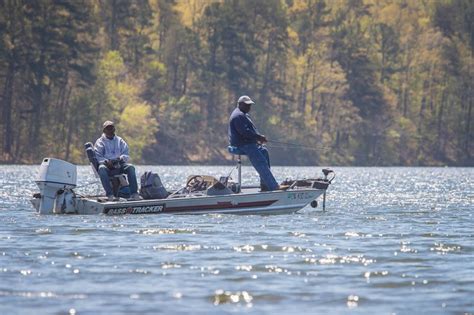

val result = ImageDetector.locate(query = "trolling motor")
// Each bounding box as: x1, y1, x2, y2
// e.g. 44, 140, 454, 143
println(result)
321, 168, 334, 211
309, 168, 335, 210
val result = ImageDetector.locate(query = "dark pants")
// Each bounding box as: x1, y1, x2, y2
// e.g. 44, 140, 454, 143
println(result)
239, 143, 279, 191
98, 163, 138, 196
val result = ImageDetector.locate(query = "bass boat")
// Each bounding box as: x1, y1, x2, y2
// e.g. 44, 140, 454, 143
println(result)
31, 156, 334, 216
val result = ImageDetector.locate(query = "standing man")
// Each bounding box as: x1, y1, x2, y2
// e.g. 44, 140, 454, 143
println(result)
228, 95, 280, 191
94, 121, 140, 201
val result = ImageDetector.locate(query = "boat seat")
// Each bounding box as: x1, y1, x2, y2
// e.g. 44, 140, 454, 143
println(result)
84, 142, 120, 175
84, 142, 129, 197
227, 146, 246, 156
85, 142, 99, 171
227, 146, 245, 193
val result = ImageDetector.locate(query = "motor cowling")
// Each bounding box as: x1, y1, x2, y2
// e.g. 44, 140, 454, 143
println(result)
35, 158, 77, 215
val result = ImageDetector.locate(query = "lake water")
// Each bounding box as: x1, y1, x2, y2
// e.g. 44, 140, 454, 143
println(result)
0, 165, 472, 314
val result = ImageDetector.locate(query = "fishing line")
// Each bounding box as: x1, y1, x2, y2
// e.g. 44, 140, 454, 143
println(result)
267, 144, 331, 152
266, 140, 332, 152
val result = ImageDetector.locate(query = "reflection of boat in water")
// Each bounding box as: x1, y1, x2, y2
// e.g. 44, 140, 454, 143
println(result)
31, 158, 334, 215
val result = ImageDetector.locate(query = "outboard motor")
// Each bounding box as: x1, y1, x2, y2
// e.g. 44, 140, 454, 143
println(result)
35, 158, 77, 215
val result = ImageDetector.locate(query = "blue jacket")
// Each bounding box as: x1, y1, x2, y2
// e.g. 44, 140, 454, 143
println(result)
228, 107, 261, 147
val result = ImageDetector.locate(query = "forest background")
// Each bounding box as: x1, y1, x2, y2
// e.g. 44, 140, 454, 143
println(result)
0, 0, 472, 166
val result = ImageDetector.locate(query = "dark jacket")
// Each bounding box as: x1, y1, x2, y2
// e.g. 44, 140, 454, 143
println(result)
228, 107, 261, 147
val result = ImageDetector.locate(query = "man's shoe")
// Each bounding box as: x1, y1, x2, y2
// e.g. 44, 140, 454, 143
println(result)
128, 193, 141, 201
107, 195, 119, 201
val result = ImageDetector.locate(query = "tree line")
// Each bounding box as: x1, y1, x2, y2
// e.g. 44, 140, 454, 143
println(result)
0, 0, 472, 166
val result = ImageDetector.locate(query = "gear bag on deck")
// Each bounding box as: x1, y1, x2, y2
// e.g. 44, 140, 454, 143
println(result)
139, 171, 168, 199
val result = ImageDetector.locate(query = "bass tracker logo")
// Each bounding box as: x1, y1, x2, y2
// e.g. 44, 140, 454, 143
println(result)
104, 204, 165, 215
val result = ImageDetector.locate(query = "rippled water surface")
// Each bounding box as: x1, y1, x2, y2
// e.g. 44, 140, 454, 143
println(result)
0, 165, 473, 314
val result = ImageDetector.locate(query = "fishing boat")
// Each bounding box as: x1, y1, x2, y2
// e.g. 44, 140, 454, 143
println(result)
31, 153, 334, 215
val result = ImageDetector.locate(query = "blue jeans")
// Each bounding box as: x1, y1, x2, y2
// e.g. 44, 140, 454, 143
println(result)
98, 163, 138, 196
239, 143, 279, 191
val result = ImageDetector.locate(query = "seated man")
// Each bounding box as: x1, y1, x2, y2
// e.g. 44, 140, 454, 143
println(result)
228, 95, 279, 191
94, 121, 140, 201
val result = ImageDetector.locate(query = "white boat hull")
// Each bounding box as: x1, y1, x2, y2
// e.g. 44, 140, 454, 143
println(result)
31, 157, 334, 215
31, 188, 325, 215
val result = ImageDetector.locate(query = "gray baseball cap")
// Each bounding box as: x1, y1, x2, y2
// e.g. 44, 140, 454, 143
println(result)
102, 120, 115, 130
237, 95, 255, 105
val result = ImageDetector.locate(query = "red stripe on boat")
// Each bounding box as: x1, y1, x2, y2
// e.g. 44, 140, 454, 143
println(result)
164, 199, 278, 212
